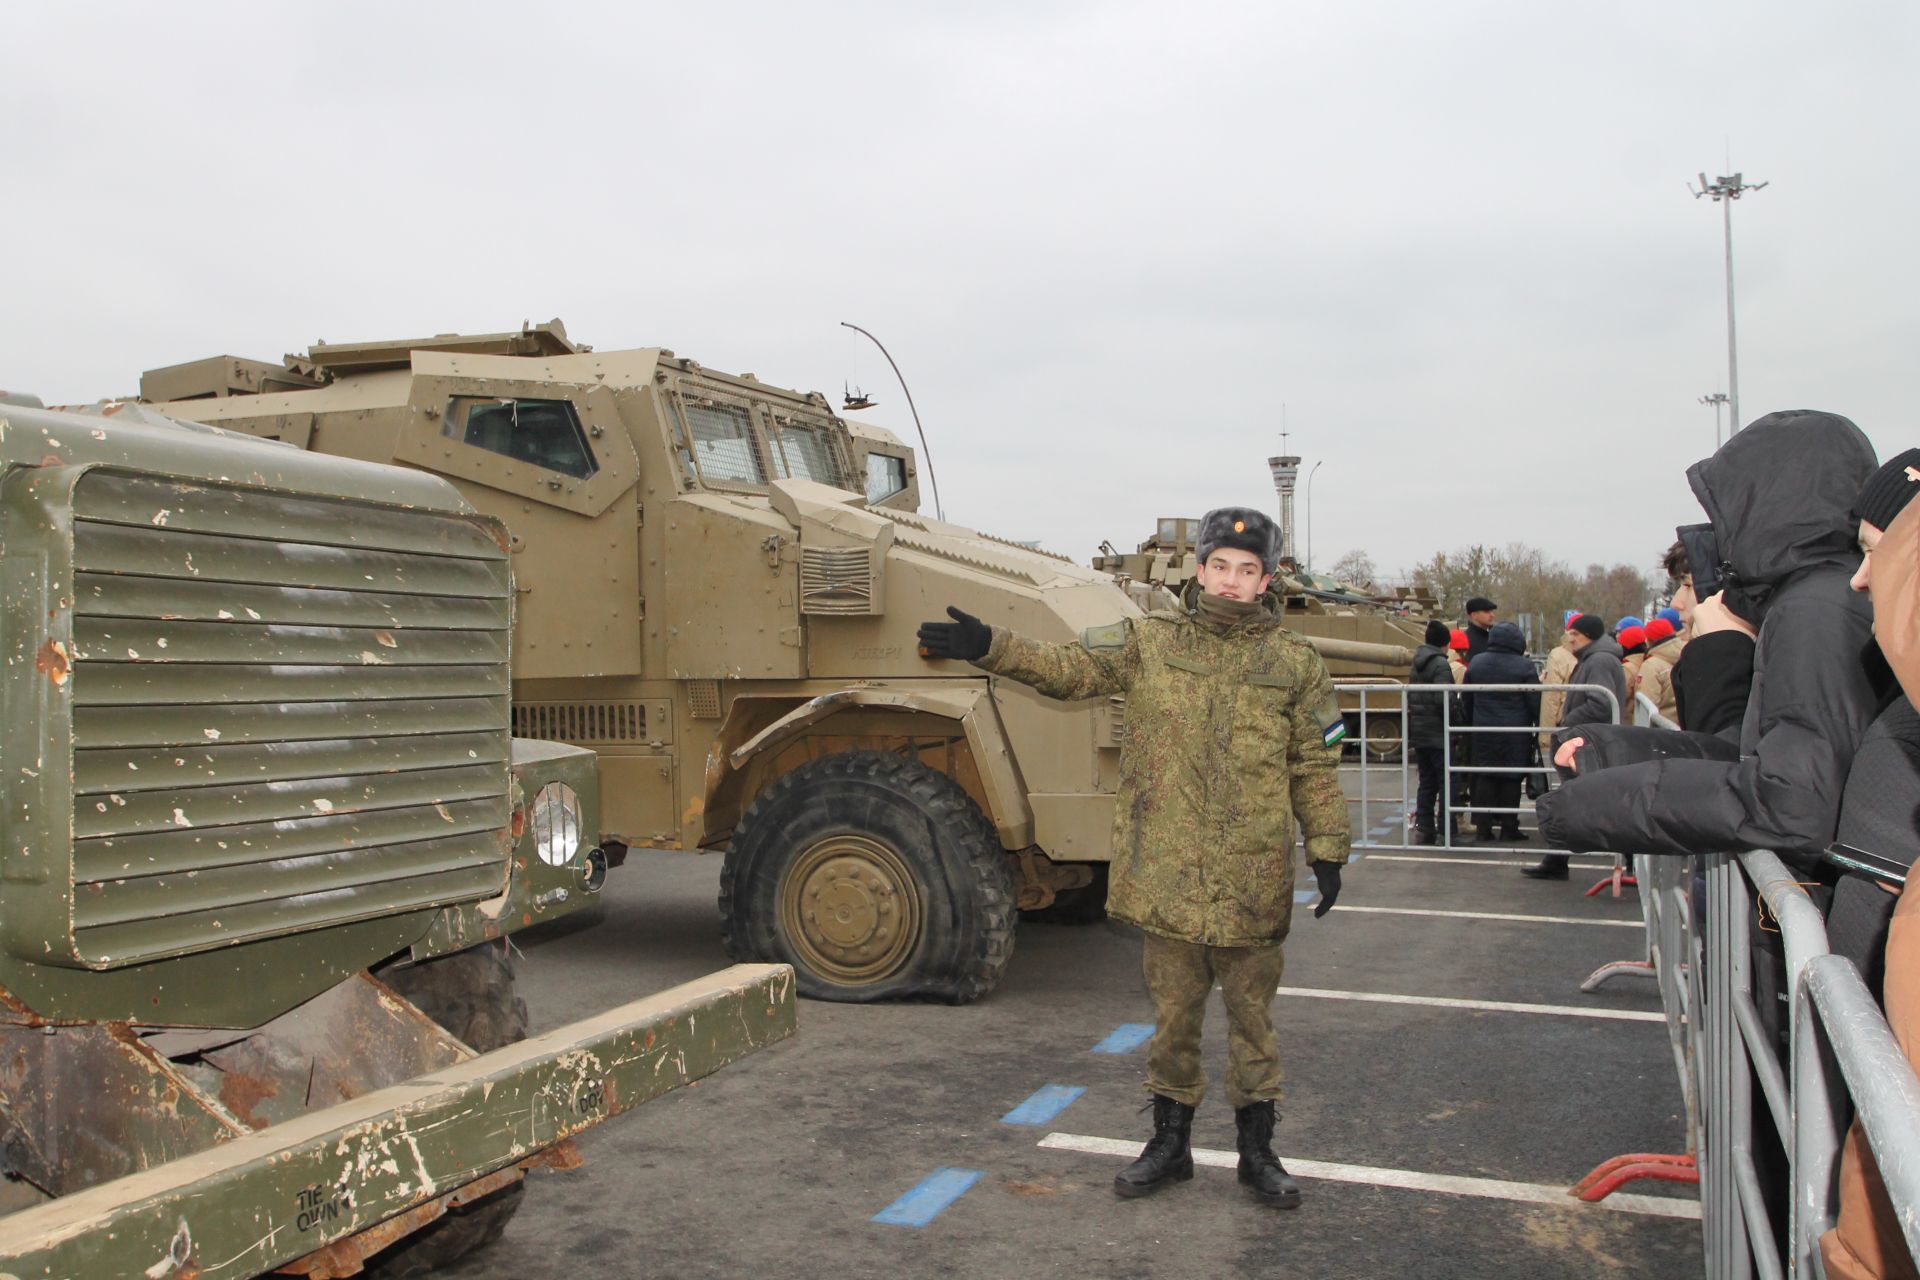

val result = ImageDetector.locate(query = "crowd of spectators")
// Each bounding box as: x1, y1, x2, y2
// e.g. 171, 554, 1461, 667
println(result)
1495, 415, 1914, 1279
1415, 415, 1917, 1276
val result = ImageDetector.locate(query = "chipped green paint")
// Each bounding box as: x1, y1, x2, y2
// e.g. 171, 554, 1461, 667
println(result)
0, 400, 610, 1027
0, 964, 796, 1279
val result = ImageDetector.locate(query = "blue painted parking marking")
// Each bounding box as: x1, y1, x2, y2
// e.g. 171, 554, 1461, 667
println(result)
1001, 1084, 1086, 1126
1091, 1023, 1154, 1054
872, 1167, 984, 1227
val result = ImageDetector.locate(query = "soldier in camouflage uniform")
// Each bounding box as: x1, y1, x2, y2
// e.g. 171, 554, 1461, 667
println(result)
917, 506, 1351, 1209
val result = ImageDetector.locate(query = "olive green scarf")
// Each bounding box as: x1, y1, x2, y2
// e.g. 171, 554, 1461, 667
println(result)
1193, 590, 1264, 629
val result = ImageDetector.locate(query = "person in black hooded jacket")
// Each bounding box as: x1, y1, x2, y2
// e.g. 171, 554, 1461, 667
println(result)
1461, 621, 1540, 842
1407, 620, 1457, 845
1534, 410, 1879, 864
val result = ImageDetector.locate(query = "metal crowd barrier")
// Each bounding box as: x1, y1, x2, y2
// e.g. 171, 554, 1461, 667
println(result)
1338, 680, 1620, 852
1690, 852, 1920, 1279
1569, 705, 1920, 1277
1340, 673, 1920, 1275
1635, 689, 1682, 730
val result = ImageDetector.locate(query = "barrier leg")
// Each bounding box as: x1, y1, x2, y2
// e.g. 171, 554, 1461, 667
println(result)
1584, 853, 1638, 899
1581, 958, 1656, 992
1570, 1152, 1700, 1202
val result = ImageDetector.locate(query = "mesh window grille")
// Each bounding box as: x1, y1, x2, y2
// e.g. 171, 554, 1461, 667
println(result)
769, 422, 841, 487
681, 401, 764, 484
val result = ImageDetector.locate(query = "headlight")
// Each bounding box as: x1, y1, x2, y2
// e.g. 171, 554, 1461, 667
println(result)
531, 783, 582, 868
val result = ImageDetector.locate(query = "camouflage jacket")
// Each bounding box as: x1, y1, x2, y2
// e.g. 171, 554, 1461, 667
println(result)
976, 597, 1350, 947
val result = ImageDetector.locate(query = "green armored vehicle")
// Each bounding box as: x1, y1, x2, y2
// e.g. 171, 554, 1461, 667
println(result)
0, 394, 792, 1277
1094, 517, 1425, 760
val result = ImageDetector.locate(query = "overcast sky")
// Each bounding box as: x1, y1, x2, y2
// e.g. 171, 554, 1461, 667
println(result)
6, 2, 1913, 580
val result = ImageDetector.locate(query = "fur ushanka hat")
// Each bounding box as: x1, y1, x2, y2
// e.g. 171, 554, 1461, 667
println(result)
1196, 507, 1284, 574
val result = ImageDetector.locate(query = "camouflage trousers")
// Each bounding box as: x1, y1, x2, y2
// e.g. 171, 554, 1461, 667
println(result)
1141, 932, 1286, 1109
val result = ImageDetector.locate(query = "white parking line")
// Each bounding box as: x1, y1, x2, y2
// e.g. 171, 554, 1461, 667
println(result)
1362, 854, 1615, 869
1037, 1133, 1700, 1221
1338, 905, 1641, 928
1276, 986, 1663, 1022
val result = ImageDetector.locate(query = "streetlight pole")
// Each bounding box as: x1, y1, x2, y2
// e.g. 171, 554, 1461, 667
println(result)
1700, 392, 1730, 449
1690, 172, 1767, 433
839, 322, 944, 521
1305, 460, 1323, 575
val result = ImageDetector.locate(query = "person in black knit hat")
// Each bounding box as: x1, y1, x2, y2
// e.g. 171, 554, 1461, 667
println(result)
1407, 619, 1457, 845
1850, 448, 1920, 590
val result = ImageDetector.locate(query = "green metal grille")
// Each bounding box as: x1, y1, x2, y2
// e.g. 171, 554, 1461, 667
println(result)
64, 473, 514, 968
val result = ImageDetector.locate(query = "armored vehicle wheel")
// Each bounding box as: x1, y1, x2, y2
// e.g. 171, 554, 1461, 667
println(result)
378, 940, 530, 1053
1342, 712, 1404, 764
362, 1181, 526, 1277
1364, 714, 1404, 764
719, 750, 1016, 1003
363, 943, 530, 1274
1020, 862, 1110, 926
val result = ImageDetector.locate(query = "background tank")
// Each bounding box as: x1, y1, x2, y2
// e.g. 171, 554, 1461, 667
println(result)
0, 394, 790, 1278
1094, 517, 1429, 760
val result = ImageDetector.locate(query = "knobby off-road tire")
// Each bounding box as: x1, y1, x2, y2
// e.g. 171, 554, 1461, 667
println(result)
719, 750, 1017, 1003
364, 943, 530, 1275
379, 940, 530, 1054
1020, 862, 1110, 926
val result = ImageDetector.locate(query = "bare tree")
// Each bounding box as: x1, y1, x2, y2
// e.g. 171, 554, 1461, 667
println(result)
1408, 542, 1658, 650
1326, 549, 1378, 589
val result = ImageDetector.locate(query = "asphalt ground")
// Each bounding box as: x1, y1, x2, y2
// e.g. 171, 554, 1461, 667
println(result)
444, 766, 1702, 1280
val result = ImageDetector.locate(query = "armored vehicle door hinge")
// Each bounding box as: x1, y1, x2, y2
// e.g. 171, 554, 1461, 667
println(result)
762, 534, 785, 569
636, 503, 644, 528
779, 625, 804, 649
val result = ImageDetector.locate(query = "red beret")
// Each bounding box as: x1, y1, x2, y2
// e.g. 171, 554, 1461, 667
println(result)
1448, 628, 1469, 651
1617, 624, 1647, 649
1644, 618, 1676, 643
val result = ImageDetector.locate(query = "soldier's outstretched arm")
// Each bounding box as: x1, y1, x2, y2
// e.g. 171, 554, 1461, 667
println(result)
918, 606, 1139, 700
1287, 651, 1352, 868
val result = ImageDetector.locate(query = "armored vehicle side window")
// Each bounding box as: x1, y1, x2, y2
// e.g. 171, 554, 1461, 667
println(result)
680, 400, 766, 484
445, 397, 599, 480
767, 420, 842, 486
866, 453, 907, 504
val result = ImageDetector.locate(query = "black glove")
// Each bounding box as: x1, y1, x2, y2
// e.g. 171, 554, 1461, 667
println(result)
1311, 861, 1342, 918
916, 606, 992, 662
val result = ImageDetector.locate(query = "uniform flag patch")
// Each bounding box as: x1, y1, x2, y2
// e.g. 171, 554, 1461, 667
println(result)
1316, 695, 1347, 747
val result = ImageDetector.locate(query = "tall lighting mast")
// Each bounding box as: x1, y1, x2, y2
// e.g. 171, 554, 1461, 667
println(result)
1690, 171, 1768, 434
1700, 392, 1730, 449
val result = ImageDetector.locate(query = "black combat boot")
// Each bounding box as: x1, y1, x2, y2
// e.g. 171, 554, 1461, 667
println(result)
1112, 1095, 1195, 1198
1520, 854, 1571, 879
1234, 1100, 1302, 1208
1411, 825, 1438, 846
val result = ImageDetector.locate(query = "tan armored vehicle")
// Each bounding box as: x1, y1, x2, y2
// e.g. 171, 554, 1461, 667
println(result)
1094, 517, 1425, 759
137, 322, 1147, 1003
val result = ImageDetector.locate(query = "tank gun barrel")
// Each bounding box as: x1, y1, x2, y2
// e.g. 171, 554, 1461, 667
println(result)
1302, 635, 1414, 668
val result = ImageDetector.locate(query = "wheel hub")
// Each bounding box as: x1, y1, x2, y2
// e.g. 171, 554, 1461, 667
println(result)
779, 835, 923, 985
